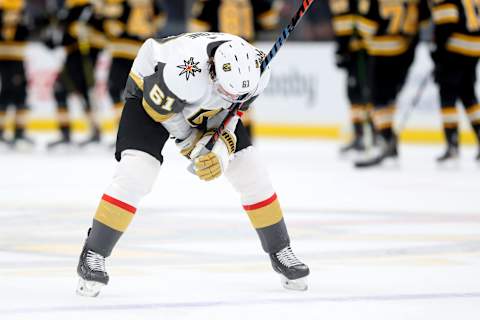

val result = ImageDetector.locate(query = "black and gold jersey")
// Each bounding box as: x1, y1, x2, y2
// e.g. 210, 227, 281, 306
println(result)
189, 0, 279, 42
431, 0, 480, 57
59, 0, 106, 53
329, 0, 365, 55
356, 0, 430, 56
0, 0, 28, 60
102, 0, 166, 60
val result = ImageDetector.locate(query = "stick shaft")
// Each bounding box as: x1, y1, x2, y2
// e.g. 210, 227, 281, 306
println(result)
204, 0, 315, 151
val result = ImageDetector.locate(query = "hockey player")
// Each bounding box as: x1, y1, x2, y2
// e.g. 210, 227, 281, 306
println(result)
102, 0, 166, 144
47, 0, 106, 149
76, 32, 310, 297
354, 0, 430, 167
431, 0, 480, 162
189, 0, 280, 138
0, 0, 34, 148
329, 0, 374, 154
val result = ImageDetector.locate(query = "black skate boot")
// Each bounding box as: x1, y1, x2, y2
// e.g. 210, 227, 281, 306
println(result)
48, 127, 71, 150
77, 242, 109, 297
339, 137, 366, 154
270, 245, 309, 291
476, 148, 480, 163
354, 135, 398, 168
0, 135, 13, 149
436, 144, 459, 163
78, 126, 101, 147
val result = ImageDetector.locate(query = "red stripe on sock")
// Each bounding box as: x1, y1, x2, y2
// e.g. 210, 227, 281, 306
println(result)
243, 193, 277, 211
102, 194, 136, 214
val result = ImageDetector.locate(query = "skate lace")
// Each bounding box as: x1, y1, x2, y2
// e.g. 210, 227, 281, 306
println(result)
276, 246, 302, 268
86, 250, 106, 272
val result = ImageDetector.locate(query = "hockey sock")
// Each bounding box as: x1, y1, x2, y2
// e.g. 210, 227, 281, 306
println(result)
57, 107, 71, 140
351, 104, 367, 139
441, 106, 459, 147
86, 150, 160, 257
243, 193, 290, 253
13, 109, 28, 139
372, 105, 395, 145
226, 147, 290, 253
87, 194, 136, 257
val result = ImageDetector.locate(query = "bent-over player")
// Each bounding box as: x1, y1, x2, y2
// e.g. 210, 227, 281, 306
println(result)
76, 32, 310, 297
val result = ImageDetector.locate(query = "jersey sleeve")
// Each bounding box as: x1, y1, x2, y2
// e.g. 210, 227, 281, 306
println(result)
356, 0, 379, 38
431, 0, 459, 50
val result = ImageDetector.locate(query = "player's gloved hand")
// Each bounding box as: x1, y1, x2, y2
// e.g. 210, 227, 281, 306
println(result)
175, 128, 204, 159
190, 128, 237, 181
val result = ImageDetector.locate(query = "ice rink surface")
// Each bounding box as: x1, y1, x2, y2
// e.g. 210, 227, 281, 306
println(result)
1, 137, 479, 320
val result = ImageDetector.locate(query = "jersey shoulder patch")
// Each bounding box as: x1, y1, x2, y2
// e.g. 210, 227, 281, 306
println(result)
142, 62, 188, 121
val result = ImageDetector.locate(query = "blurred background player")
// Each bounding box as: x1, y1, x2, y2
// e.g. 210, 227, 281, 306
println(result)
47, 0, 106, 149
102, 0, 166, 145
354, 0, 430, 167
328, 0, 375, 155
431, 0, 480, 163
188, 0, 280, 138
0, 0, 34, 149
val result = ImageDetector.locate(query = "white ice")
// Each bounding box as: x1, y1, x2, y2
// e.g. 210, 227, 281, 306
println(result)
0, 137, 479, 320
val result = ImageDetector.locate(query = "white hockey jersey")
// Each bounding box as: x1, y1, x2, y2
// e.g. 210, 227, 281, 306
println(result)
125, 32, 270, 138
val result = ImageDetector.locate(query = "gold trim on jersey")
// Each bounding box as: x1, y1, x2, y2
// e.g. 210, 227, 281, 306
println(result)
432, 4, 459, 25
257, 9, 279, 30
356, 16, 378, 37
109, 39, 142, 59
1, 0, 24, 10
467, 104, 480, 122
349, 38, 366, 51
89, 29, 107, 49
0, 42, 25, 60
187, 108, 222, 126
129, 72, 144, 91
332, 15, 355, 36
66, 0, 90, 8
447, 33, 480, 57
188, 19, 211, 32
366, 36, 409, 56
142, 98, 174, 122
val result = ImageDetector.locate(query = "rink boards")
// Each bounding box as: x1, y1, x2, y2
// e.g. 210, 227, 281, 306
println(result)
11, 42, 480, 144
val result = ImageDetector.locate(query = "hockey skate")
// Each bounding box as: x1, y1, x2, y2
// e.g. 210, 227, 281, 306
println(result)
436, 144, 459, 164
270, 245, 309, 291
78, 127, 101, 148
11, 135, 35, 151
354, 136, 398, 168
339, 137, 365, 154
77, 242, 109, 297
0, 136, 13, 150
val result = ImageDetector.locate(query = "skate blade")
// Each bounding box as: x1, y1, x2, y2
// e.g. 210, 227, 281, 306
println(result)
76, 278, 105, 297
280, 275, 308, 291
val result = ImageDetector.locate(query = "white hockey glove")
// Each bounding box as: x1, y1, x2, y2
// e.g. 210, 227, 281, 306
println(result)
190, 112, 239, 181
175, 128, 204, 159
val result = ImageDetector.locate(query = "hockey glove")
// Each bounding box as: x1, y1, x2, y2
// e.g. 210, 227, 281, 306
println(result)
175, 128, 204, 159
190, 128, 237, 181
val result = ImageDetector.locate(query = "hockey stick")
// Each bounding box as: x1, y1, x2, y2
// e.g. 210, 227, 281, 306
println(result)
188, 0, 316, 171
396, 71, 432, 132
